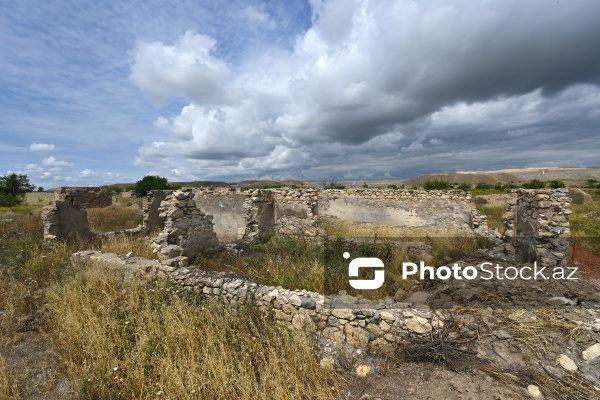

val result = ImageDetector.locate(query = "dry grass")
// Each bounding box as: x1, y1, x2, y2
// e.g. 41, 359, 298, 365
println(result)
88, 205, 143, 232
320, 219, 473, 238
570, 201, 600, 255
476, 205, 505, 231
47, 266, 343, 399
508, 308, 583, 356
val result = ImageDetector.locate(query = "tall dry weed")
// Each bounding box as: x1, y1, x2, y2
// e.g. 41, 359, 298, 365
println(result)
47, 266, 342, 399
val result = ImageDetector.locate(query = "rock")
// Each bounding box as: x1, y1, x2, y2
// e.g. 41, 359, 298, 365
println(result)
557, 354, 577, 372
291, 313, 316, 333
527, 384, 544, 399
568, 188, 592, 205
548, 297, 576, 306
288, 294, 302, 307
582, 343, 600, 362
404, 291, 432, 305
332, 308, 355, 320
345, 325, 369, 347
327, 316, 339, 327
404, 317, 432, 334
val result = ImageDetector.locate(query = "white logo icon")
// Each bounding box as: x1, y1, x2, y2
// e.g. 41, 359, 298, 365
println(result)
344, 252, 385, 290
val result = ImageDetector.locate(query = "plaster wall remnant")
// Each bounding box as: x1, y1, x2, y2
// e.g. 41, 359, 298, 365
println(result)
151, 189, 221, 271
502, 189, 571, 267
318, 189, 483, 233
42, 198, 95, 242
71, 250, 443, 355
54, 186, 112, 208
193, 188, 246, 242
143, 190, 173, 232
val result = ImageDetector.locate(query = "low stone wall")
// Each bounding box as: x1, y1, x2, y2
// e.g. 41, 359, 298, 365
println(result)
54, 187, 112, 208
70, 250, 442, 355
502, 189, 571, 266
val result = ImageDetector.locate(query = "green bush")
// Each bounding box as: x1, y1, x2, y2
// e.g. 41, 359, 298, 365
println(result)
475, 182, 491, 190
132, 175, 170, 197
548, 180, 566, 188
423, 180, 451, 190
387, 184, 399, 190
522, 179, 546, 189
0, 193, 21, 207
457, 183, 471, 190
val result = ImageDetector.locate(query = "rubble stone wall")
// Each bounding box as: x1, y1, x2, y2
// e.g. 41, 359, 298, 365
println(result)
502, 189, 571, 266
54, 187, 112, 208
151, 189, 221, 271
71, 250, 442, 354
143, 190, 173, 232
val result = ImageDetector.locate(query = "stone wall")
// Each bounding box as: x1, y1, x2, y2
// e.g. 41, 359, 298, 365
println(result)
318, 189, 479, 233
141, 188, 488, 248
42, 199, 95, 242
151, 189, 221, 271
71, 250, 442, 355
54, 187, 112, 208
502, 189, 571, 266
242, 190, 276, 242
143, 190, 172, 232
193, 188, 246, 243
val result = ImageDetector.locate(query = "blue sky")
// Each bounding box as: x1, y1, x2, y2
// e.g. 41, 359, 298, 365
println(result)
1, 0, 599, 188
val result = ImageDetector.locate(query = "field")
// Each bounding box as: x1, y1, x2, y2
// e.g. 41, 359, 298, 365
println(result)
1, 191, 600, 399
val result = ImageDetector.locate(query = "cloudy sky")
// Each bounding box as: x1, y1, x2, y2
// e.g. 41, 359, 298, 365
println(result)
2, 0, 599, 188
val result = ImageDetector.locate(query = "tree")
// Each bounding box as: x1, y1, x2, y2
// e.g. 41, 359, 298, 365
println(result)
132, 175, 169, 197
0, 173, 35, 206
423, 180, 451, 190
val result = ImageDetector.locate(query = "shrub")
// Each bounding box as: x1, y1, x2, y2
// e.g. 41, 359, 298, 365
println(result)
387, 184, 400, 190
0, 193, 21, 207
457, 183, 471, 190
423, 180, 451, 190
522, 179, 546, 189
493, 182, 504, 190
321, 178, 346, 189
132, 175, 169, 197
475, 182, 491, 190
548, 180, 566, 188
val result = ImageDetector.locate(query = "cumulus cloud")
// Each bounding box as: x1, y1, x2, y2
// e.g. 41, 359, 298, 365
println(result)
41, 156, 74, 168
80, 169, 95, 177
129, 30, 231, 105
29, 143, 55, 152
132, 0, 600, 180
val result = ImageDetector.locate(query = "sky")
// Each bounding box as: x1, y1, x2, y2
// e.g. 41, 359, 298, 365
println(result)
1, 0, 599, 188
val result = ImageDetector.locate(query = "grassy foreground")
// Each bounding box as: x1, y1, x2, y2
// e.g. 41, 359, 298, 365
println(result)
1, 202, 341, 399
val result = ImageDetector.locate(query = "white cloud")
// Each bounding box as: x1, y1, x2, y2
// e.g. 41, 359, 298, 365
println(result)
41, 156, 74, 168
129, 30, 231, 105
130, 1, 600, 180
80, 169, 95, 177
29, 143, 55, 152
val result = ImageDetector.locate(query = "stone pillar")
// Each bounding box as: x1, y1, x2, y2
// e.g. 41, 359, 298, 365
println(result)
151, 189, 221, 271
142, 190, 173, 232
502, 189, 571, 267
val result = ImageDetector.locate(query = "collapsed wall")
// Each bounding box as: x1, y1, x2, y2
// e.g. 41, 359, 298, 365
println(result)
42, 198, 95, 242
54, 187, 112, 208
502, 189, 571, 267
144, 188, 488, 250
71, 250, 442, 356
152, 189, 221, 271
143, 190, 173, 232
